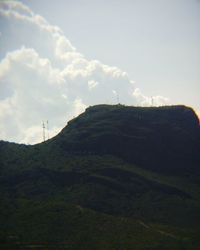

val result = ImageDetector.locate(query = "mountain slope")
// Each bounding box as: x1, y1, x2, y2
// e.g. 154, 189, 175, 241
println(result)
0, 104, 200, 249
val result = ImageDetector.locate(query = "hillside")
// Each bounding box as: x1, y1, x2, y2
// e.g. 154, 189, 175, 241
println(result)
0, 105, 200, 249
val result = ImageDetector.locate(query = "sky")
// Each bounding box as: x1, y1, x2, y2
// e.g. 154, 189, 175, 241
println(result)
0, 0, 199, 144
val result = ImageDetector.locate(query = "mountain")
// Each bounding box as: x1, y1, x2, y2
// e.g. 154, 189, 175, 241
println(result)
0, 104, 200, 249
55, 104, 200, 173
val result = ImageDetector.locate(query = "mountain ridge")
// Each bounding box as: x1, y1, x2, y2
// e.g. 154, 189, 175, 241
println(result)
49, 104, 200, 174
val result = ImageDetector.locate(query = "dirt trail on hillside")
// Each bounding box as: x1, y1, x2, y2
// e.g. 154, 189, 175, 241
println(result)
138, 220, 179, 239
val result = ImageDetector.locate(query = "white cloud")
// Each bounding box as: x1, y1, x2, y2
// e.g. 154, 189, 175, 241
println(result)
0, 47, 69, 142
0, 1, 33, 16
0, 1, 169, 144
133, 88, 169, 106
88, 80, 99, 90
73, 98, 87, 117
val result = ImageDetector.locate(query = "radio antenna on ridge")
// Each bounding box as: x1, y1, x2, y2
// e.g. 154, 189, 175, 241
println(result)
42, 121, 46, 142
151, 96, 154, 106
46, 120, 49, 140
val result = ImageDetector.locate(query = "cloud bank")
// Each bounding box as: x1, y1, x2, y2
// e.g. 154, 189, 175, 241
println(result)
0, 1, 169, 144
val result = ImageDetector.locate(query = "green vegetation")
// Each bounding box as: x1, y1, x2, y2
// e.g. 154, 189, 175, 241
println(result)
0, 105, 200, 249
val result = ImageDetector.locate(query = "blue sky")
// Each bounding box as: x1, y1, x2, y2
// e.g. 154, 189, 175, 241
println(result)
0, 0, 199, 144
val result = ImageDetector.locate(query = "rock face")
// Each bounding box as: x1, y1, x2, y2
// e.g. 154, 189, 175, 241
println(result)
54, 105, 200, 173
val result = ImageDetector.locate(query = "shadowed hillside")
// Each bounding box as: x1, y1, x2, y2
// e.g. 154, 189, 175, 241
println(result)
0, 105, 200, 249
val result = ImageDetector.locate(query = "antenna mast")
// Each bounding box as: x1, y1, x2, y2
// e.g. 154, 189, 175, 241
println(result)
42, 121, 46, 142
46, 120, 49, 140
151, 96, 154, 106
